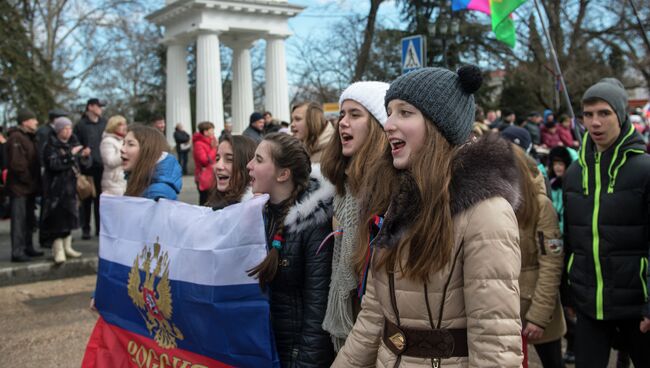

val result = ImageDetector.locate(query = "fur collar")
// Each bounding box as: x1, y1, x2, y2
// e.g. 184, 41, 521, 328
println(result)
284, 164, 335, 234
375, 134, 520, 248
449, 133, 521, 215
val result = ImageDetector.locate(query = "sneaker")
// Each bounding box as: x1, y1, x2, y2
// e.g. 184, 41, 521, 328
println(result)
82, 232, 91, 240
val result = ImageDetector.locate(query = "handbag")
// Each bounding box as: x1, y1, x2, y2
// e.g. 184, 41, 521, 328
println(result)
72, 165, 96, 200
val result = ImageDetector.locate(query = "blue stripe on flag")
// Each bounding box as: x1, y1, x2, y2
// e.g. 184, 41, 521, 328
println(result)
95, 258, 279, 368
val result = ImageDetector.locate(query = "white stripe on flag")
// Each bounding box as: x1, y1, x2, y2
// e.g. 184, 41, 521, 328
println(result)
98, 194, 269, 287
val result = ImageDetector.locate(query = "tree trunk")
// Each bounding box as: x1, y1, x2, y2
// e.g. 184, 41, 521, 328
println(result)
352, 0, 383, 82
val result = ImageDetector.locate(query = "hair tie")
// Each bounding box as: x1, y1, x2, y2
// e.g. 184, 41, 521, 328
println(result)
272, 234, 284, 249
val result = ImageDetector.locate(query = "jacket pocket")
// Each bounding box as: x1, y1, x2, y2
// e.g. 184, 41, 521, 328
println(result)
641, 257, 648, 301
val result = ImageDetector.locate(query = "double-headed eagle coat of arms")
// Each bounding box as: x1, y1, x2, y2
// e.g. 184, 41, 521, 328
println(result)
127, 239, 184, 349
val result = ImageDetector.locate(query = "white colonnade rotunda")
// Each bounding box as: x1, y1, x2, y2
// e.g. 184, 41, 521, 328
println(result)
147, 0, 303, 140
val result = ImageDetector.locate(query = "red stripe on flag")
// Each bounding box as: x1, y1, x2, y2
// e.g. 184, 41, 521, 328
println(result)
82, 317, 234, 368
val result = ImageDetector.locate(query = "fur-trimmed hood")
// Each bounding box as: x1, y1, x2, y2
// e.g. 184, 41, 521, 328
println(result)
376, 134, 520, 248
284, 164, 335, 234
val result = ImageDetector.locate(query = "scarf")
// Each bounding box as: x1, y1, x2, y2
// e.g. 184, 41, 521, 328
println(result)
322, 186, 359, 350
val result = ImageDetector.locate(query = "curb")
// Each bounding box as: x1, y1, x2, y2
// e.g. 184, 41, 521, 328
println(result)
0, 257, 98, 287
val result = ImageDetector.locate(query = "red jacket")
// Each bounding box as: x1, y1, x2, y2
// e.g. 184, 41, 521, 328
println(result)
192, 132, 217, 188
556, 124, 575, 147
541, 126, 563, 148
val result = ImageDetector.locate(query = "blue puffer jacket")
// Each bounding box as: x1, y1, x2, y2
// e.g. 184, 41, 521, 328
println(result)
141, 153, 183, 200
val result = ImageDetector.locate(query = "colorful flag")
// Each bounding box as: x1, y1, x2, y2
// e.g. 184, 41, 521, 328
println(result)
452, 0, 527, 47
82, 194, 279, 368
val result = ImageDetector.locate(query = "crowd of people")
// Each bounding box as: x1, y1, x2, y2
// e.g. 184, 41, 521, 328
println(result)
2, 66, 650, 368
1, 99, 183, 264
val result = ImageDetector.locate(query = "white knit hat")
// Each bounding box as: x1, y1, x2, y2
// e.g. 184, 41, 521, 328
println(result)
339, 81, 390, 126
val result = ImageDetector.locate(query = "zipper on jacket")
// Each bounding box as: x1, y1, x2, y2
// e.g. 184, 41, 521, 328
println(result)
641, 257, 648, 301
592, 152, 605, 320
608, 148, 645, 193
567, 253, 575, 285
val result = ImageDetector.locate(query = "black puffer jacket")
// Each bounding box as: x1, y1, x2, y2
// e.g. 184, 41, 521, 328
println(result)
266, 165, 336, 367
564, 120, 650, 321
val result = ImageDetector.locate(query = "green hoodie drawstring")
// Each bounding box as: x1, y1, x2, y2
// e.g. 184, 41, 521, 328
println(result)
579, 133, 590, 195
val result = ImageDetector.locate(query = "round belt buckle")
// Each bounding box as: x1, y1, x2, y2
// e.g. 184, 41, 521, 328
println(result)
389, 331, 406, 353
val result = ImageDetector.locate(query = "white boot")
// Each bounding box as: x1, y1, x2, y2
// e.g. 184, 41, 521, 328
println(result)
63, 235, 82, 258
53, 238, 66, 264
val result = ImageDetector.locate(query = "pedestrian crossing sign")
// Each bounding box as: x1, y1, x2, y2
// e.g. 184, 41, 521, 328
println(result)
401, 35, 426, 74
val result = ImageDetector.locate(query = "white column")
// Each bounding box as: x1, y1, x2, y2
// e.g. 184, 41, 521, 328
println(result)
231, 42, 255, 134
265, 36, 290, 123
196, 32, 224, 133
166, 43, 191, 145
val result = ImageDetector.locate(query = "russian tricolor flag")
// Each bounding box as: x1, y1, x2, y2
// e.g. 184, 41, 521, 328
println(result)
82, 194, 279, 368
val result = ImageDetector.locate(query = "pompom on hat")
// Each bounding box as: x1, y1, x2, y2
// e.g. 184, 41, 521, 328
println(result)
384, 65, 483, 146
339, 81, 390, 126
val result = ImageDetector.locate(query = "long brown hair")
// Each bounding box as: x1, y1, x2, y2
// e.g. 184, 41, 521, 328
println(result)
292, 102, 327, 155
321, 114, 389, 196
355, 123, 458, 282
124, 124, 170, 197
206, 135, 257, 209
512, 145, 540, 230
247, 133, 312, 287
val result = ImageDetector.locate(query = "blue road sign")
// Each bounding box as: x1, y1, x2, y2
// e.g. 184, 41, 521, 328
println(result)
401, 35, 426, 74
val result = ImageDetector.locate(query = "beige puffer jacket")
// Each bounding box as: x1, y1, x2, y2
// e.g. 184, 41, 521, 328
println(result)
518, 164, 566, 344
333, 136, 523, 368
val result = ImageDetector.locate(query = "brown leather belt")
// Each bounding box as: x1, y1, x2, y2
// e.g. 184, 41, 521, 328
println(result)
382, 318, 468, 359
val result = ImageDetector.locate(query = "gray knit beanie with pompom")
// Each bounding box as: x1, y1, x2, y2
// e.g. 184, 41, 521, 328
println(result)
384, 65, 483, 146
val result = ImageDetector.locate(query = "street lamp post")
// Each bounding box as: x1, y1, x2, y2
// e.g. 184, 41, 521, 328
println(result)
428, 16, 460, 68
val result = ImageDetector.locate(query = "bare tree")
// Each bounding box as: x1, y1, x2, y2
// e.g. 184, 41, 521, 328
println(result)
353, 0, 384, 81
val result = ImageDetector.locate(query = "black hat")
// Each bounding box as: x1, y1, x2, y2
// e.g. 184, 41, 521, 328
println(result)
527, 111, 541, 117
249, 112, 264, 125
17, 109, 36, 124
501, 126, 532, 152
48, 108, 69, 120
86, 98, 106, 107
548, 146, 573, 168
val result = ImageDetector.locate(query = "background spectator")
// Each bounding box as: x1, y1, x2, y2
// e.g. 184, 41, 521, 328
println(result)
243, 112, 265, 143
100, 115, 128, 195
74, 98, 107, 239
173, 123, 191, 175
192, 121, 217, 205
7, 109, 43, 262
42, 117, 91, 264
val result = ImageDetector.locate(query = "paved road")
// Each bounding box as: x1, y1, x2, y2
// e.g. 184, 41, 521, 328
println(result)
0, 275, 97, 367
